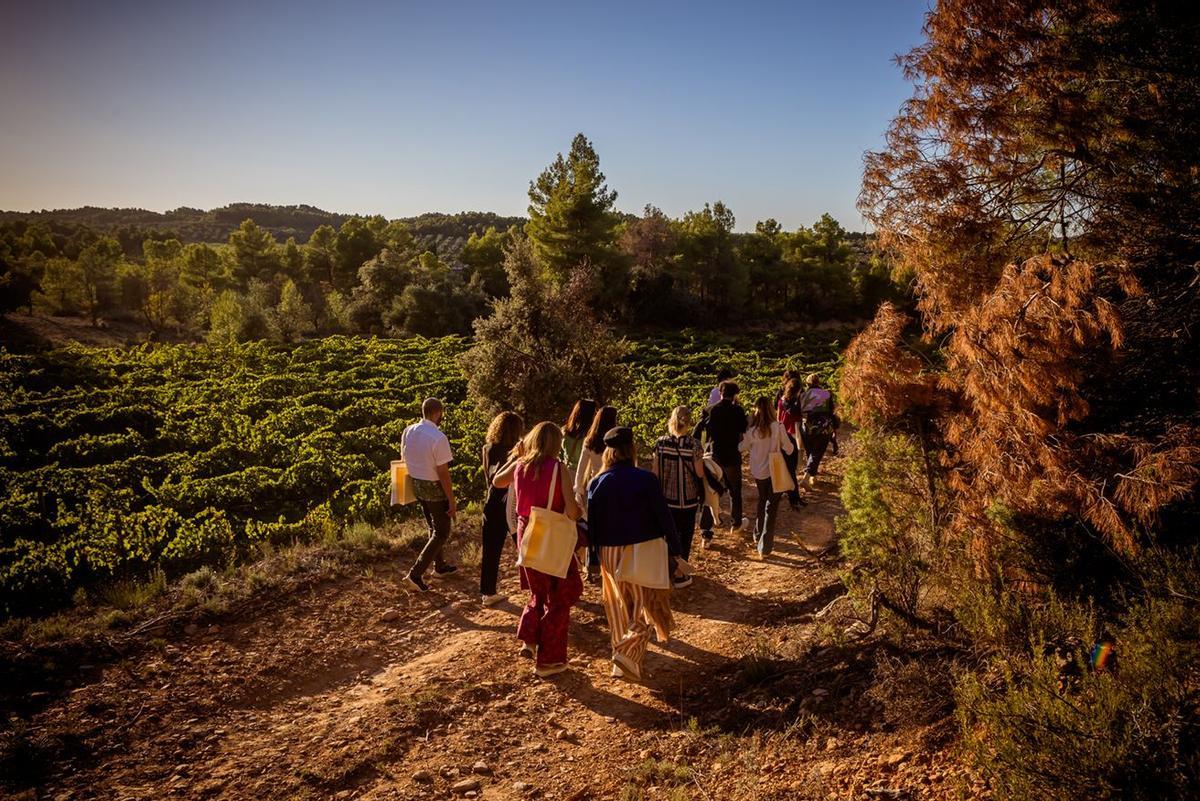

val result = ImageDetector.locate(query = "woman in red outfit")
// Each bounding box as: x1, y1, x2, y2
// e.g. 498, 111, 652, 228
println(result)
492, 421, 583, 678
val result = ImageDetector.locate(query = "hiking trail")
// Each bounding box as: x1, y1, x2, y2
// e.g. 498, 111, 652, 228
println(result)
14, 447, 983, 800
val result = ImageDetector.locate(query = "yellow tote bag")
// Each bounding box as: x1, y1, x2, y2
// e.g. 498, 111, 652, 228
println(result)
390, 460, 416, 505
614, 537, 671, 589
769, 424, 795, 494
516, 462, 577, 578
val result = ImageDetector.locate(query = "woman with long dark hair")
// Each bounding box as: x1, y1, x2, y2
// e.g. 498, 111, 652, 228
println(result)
740, 396, 794, 557
479, 411, 525, 605
777, 377, 805, 508
493, 422, 583, 678
574, 405, 618, 582
560, 399, 597, 472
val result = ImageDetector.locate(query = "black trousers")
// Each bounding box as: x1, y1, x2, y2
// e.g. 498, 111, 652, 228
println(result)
783, 432, 801, 502
479, 490, 509, 595
670, 505, 699, 563
412, 497, 451, 577
802, 429, 832, 476
699, 505, 716, 540
715, 455, 743, 526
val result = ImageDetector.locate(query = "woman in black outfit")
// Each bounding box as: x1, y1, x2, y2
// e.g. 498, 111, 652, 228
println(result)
480, 411, 525, 605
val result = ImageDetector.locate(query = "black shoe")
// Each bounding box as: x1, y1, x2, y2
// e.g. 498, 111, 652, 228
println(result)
405, 572, 429, 592
432, 564, 458, 577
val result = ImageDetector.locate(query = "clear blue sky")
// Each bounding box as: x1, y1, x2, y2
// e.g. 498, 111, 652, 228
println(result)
0, 0, 929, 232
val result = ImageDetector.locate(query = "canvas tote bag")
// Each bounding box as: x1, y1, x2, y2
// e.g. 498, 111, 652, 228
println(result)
768, 423, 796, 494
390, 460, 416, 505
614, 536, 671, 590
516, 461, 577, 578
390, 427, 418, 505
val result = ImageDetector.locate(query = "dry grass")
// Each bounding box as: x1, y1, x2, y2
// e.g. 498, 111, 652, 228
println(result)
3, 517, 438, 648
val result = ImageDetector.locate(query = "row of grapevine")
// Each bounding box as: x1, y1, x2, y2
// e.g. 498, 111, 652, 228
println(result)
0, 329, 846, 615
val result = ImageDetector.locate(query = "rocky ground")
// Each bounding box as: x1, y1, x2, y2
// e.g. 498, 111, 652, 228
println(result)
3, 449, 987, 800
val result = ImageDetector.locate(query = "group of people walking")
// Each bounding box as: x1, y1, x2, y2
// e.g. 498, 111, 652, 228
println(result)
396, 369, 837, 681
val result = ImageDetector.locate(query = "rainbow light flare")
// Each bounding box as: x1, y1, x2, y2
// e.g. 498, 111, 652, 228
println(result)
1090, 642, 1115, 671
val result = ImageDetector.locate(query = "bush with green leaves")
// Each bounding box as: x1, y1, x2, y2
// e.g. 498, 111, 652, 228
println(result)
956, 552, 1200, 800
837, 428, 946, 617
461, 237, 630, 422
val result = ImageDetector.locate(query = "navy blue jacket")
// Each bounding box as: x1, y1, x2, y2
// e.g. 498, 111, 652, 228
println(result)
586, 462, 681, 555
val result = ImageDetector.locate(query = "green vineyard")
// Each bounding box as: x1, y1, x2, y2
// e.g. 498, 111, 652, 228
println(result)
0, 331, 844, 615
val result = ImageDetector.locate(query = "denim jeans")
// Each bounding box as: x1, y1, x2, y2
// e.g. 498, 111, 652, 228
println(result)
716, 455, 743, 527
802, 430, 831, 477
754, 478, 781, 556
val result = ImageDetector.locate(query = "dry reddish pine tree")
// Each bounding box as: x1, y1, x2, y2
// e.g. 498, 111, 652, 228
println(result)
847, 0, 1200, 558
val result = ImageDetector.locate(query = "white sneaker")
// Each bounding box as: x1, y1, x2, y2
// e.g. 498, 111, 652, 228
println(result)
738, 519, 751, 532
481, 593, 504, 607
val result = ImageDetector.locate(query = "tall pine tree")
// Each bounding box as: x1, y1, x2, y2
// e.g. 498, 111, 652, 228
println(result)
525, 133, 625, 302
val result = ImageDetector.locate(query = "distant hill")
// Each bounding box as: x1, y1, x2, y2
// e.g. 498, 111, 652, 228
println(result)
0, 204, 528, 257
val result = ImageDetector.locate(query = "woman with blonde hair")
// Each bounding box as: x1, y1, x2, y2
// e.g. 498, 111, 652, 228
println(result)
799, 373, 837, 486
739, 396, 794, 557
493, 421, 583, 678
479, 411, 525, 606
586, 426, 680, 681
651, 406, 704, 588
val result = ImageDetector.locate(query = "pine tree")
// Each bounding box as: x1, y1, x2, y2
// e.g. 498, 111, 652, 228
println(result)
461, 236, 627, 422
525, 133, 624, 300
275, 278, 314, 343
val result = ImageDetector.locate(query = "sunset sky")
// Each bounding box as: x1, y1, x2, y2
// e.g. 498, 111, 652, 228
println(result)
0, 0, 928, 231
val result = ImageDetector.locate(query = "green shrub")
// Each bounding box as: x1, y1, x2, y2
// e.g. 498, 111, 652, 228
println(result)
837, 428, 945, 617
957, 555, 1200, 800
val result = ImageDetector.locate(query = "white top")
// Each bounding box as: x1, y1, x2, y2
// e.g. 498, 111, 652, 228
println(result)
574, 446, 604, 517
401, 418, 453, 481
706, 385, 722, 408
739, 421, 794, 481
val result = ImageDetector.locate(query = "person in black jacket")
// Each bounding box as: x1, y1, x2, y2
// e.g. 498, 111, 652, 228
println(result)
698, 381, 749, 532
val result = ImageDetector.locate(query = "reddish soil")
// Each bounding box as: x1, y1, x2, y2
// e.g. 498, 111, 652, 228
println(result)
5, 451, 986, 800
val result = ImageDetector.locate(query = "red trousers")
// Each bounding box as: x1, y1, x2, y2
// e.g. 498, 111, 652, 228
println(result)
515, 518, 583, 666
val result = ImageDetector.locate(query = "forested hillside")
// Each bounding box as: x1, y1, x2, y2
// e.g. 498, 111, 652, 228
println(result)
0, 205, 525, 258
0, 155, 894, 347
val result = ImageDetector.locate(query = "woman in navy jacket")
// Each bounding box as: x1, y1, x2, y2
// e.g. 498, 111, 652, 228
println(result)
586, 426, 680, 681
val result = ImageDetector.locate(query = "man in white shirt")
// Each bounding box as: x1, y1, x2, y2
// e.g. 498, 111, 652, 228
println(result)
402, 397, 457, 592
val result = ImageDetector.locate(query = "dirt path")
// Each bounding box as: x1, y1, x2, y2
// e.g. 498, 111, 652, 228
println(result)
12, 451, 979, 801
